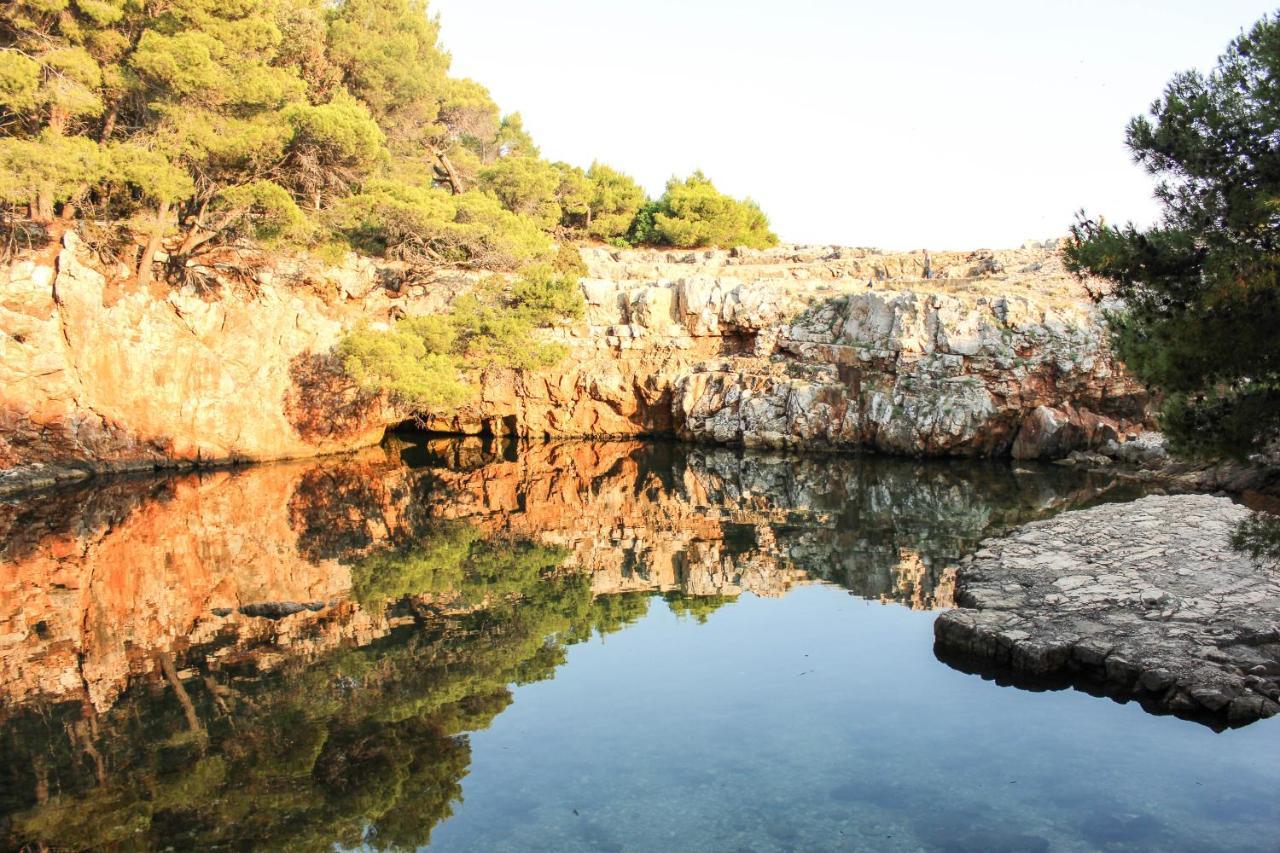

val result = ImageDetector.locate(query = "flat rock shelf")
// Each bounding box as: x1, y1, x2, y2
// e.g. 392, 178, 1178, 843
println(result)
934, 494, 1280, 726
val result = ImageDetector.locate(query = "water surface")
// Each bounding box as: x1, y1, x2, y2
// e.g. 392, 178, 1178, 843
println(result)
1, 439, 1276, 851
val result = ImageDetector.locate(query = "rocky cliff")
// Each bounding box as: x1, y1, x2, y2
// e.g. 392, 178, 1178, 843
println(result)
0, 238, 1149, 491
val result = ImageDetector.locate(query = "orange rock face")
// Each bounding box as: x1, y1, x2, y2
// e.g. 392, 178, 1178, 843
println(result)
0, 237, 395, 480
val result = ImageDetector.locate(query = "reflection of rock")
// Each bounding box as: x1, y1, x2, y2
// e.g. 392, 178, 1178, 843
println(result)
0, 457, 392, 714
0, 439, 1140, 717
935, 494, 1280, 727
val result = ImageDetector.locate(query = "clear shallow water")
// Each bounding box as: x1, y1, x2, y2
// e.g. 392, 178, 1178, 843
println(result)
431, 588, 1280, 852
0, 438, 1277, 851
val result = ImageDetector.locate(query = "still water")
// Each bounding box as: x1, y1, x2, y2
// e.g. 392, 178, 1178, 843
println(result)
0, 439, 1277, 851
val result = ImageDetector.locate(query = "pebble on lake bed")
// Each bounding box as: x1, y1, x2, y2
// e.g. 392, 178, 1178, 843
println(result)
934, 494, 1280, 726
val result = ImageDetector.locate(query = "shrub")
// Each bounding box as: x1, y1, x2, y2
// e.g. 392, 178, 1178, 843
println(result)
336, 315, 468, 407
335, 265, 583, 406
551, 242, 587, 278
585, 162, 647, 241
644, 171, 777, 249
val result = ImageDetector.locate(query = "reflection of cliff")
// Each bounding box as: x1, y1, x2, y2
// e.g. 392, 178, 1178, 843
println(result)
0, 439, 1143, 720
0, 458, 383, 715
0, 438, 1152, 849
0, 568, 624, 851
409, 439, 1142, 612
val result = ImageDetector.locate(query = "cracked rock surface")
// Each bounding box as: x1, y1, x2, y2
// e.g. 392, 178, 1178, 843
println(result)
934, 494, 1280, 726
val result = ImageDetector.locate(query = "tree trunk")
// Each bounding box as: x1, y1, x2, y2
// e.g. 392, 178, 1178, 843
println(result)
435, 149, 464, 195
177, 205, 246, 255
99, 104, 118, 143
32, 186, 54, 223
137, 200, 170, 288
157, 651, 203, 735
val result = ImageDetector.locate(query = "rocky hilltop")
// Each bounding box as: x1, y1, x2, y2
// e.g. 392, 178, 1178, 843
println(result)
0, 238, 1149, 491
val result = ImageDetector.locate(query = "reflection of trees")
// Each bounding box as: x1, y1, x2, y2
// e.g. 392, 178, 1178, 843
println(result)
0, 439, 1156, 849
352, 522, 568, 608
288, 457, 418, 563
664, 592, 738, 624
0, 525, 626, 852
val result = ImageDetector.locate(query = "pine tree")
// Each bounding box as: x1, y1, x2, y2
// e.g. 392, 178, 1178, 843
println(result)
1065, 13, 1280, 458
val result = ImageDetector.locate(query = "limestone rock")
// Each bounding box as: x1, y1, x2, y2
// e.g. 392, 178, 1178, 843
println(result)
0, 239, 1150, 490
934, 494, 1280, 726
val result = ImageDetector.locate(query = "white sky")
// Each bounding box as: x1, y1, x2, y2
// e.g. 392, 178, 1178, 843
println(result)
430, 0, 1275, 250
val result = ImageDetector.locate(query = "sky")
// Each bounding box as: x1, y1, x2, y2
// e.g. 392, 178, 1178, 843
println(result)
429, 0, 1276, 250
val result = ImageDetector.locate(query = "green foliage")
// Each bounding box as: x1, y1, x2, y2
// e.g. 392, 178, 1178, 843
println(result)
551, 161, 591, 230
335, 264, 581, 408
331, 179, 551, 268
107, 142, 195, 204
217, 179, 308, 241
507, 263, 586, 322
0, 0, 776, 277
1231, 512, 1280, 563
0, 512, 631, 851
0, 50, 41, 114
495, 111, 537, 158
336, 315, 468, 407
325, 0, 448, 145
478, 154, 562, 228
663, 591, 738, 624
0, 132, 107, 207
281, 93, 386, 205
644, 171, 777, 249
351, 521, 569, 607
585, 161, 646, 240
1065, 13, 1280, 457
449, 267, 581, 371
567, 591, 653, 641
552, 242, 588, 278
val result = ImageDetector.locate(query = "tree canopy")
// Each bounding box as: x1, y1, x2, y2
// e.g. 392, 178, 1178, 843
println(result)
634, 171, 777, 249
1065, 12, 1280, 458
0, 0, 778, 284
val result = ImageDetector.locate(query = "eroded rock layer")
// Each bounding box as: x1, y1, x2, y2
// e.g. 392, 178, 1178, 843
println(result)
935, 494, 1280, 726
1, 238, 1148, 490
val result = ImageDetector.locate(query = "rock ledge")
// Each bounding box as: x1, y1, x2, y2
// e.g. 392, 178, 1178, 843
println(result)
934, 494, 1280, 726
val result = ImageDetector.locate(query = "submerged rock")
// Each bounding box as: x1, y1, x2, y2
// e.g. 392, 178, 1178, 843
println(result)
934, 494, 1280, 726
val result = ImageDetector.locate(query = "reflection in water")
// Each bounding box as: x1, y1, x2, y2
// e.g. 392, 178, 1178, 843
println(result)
0, 439, 1156, 849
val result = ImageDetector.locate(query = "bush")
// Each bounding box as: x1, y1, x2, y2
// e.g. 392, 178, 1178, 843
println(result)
336, 315, 468, 407
642, 171, 776, 249
585, 162, 646, 241
551, 242, 587, 279
335, 265, 583, 407
450, 266, 581, 371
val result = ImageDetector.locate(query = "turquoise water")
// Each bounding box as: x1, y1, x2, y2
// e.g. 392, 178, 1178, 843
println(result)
1, 439, 1277, 850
